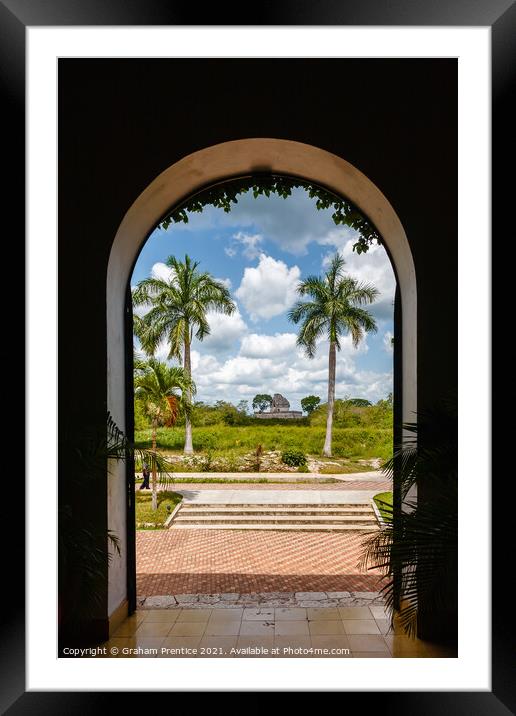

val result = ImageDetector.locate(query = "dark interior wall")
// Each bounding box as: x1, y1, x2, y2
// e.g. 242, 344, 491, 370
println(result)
58, 58, 457, 623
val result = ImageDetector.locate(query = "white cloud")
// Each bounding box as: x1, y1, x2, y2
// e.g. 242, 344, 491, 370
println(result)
239, 332, 298, 358
134, 335, 174, 363
216, 276, 232, 289
224, 246, 237, 258
158, 188, 337, 255
317, 226, 359, 252
187, 331, 389, 409
157, 188, 370, 257
235, 254, 301, 321
190, 350, 220, 374
337, 370, 392, 402
231, 231, 263, 259
151, 261, 231, 291
197, 305, 248, 353
383, 331, 394, 353
209, 355, 286, 385
151, 261, 173, 281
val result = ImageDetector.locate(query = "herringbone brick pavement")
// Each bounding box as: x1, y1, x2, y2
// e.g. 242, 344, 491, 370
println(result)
137, 528, 383, 595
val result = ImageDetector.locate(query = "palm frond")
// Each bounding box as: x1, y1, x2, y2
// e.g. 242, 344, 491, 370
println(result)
133, 359, 196, 427
134, 255, 236, 363
288, 252, 378, 355
358, 401, 458, 639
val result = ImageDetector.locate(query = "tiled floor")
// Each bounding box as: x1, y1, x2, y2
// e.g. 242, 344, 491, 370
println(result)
137, 528, 383, 595
97, 606, 456, 658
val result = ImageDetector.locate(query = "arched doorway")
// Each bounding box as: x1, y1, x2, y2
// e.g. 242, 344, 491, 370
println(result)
106, 139, 416, 623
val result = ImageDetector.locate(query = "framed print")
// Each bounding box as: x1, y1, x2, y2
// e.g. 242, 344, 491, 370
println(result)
3, 0, 511, 709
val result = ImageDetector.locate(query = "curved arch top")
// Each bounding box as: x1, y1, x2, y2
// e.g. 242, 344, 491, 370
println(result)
106, 138, 417, 615
109, 138, 416, 421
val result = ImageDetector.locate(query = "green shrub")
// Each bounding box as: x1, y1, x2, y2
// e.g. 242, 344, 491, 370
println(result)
282, 449, 307, 467
308, 399, 393, 430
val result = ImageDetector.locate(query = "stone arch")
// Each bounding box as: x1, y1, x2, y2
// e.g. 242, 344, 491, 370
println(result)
106, 138, 416, 618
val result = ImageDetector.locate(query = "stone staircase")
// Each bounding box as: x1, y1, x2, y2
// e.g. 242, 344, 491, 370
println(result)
169, 502, 379, 531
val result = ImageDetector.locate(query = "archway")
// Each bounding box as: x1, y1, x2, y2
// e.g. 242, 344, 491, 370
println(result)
106, 139, 416, 624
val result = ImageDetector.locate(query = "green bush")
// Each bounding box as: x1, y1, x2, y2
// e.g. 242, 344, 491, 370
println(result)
281, 449, 307, 467
309, 399, 393, 430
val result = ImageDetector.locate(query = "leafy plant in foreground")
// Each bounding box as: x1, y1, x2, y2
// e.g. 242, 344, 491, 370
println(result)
59, 413, 177, 639
359, 401, 457, 641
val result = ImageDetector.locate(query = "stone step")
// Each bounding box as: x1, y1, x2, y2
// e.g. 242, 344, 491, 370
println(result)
171, 500, 378, 531
170, 523, 377, 531
180, 503, 372, 509
179, 506, 372, 514
174, 514, 376, 524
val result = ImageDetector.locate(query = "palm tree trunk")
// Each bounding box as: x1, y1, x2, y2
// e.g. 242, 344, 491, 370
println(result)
323, 340, 336, 457
183, 337, 193, 454
151, 418, 158, 511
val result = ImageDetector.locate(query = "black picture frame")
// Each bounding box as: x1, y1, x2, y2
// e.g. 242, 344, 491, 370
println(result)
4, 0, 510, 709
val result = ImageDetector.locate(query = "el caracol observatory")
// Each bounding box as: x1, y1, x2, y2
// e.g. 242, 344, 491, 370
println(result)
254, 393, 303, 420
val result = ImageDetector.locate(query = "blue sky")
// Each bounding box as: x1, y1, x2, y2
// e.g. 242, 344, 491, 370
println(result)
132, 187, 395, 411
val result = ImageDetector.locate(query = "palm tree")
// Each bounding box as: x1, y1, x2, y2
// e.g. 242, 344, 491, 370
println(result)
134, 357, 195, 509
289, 253, 378, 457
132, 254, 235, 453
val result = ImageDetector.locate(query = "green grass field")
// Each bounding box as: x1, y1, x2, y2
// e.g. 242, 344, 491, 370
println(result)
135, 490, 182, 528
374, 491, 393, 522
134, 423, 392, 460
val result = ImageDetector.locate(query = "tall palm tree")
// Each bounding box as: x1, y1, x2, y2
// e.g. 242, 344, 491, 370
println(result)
134, 357, 195, 509
132, 254, 235, 453
289, 253, 378, 457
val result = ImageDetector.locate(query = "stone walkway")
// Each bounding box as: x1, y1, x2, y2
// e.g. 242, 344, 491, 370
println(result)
174, 488, 382, 504
155, 470, 383, 482
144, 479, 391, 492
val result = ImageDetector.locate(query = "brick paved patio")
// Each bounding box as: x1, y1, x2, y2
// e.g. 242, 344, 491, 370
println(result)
136, 528, 383, 596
